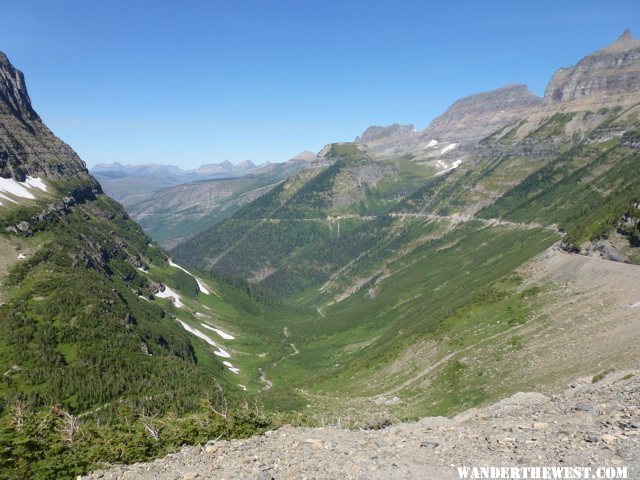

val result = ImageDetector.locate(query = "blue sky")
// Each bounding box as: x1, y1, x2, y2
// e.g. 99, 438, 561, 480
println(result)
1, 0, 638, 168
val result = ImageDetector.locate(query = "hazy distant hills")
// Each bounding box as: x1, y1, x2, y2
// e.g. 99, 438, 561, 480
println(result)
120, 154, 316, 249
91, 159, 259, 201
92, 153, 319, 249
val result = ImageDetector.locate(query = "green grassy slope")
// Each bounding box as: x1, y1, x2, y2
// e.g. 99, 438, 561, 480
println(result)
479, 130, 640, 247
0, 189, 305, 478
172, 146, 438, 299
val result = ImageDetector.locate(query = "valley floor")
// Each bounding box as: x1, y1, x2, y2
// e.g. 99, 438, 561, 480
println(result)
287, 245, 640, 424
82, 369, 640, 480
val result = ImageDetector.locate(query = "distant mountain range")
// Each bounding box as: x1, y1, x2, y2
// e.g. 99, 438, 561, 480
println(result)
91, 159, 260, 201
92, 159, 257, 178
120, 152, 318, 249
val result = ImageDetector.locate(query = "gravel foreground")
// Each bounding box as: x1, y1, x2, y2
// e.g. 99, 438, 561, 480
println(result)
82, 370, 640, 480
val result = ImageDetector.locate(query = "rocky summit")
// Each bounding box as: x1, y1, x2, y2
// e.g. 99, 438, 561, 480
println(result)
355, 30, 640, 158
354, 123, 417, 144
354, 84, 543, 156
544, 29, 640, 106
422, 84, 542, 143
0, 52, 96, 184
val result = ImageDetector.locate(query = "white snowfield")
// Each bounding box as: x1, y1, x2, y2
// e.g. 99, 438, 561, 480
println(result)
0, 176, 47, 205
438, 143, 458, 155
24, 177, 48, 191
168, 258, 211, 294
176, 320, 231, 358
195, 278, 210, 295
222, 361, 240, 374
201, 323, 235, 340
424, 139, 438, 149
155, 286, 184, 308
435, 159, 463, 176
630, 301, 640, 308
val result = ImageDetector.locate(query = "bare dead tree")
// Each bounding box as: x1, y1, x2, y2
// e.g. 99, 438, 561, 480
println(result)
204, 385, 228, 419
52, 406, 79, 445
139, 411, 160, 441
10, 401, 27, 430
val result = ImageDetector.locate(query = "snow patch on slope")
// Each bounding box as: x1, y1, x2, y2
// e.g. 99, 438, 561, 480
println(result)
24, 176, 48, 192
168, 258, 211, 294
201, 323, 235, 340
195, 278, 211, 294
222, 361, 240, 374
176, 320, 231, 358
438, 143, 458, 155
435, 159, 463, 176
155, 286, 184, 308
423, 139, 438, 149
0, 178, 35, 200
0, 176, 48, 206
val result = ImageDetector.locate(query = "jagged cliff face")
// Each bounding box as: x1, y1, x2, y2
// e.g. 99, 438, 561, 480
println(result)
0, 51, 96, 184
0, 52, 39, 122
544, 30, 640, 106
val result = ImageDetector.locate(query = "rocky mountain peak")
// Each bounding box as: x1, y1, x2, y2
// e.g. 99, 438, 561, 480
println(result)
544, 30, 640, 105
423, 84, 542, 142
0, 50, 40, 122
355, 124, 416, 144
290, 150, 318, 162
0, 50, 97, 186
618, 28, 632, 42
237, 159, 256, 169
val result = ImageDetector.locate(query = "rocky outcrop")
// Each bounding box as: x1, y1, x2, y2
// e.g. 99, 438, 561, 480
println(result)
0, 50, 99, 186
544, 30, 640, 106
0, 51, 39, 123
354, 124, 419, 156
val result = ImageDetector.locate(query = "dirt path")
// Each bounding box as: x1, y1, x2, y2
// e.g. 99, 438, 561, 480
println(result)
259, 368, 273, 391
